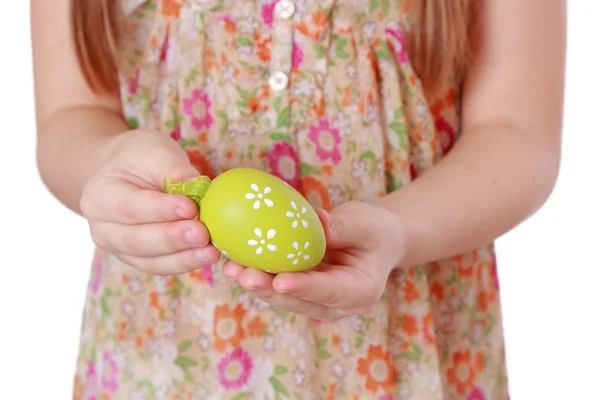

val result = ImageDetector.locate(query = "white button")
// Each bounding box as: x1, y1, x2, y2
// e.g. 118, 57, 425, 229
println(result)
276, 0, 296, 19
268, 71, 289, 92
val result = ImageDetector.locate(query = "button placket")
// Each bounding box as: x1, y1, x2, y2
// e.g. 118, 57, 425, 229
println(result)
268, 0, 296, 132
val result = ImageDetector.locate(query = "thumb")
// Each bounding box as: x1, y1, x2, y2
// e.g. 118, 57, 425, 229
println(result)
316, 207, 369, 249
153, 146, 202, 188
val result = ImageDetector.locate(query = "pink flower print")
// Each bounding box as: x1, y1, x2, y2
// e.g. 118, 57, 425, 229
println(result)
311, 318, 336, 325
261, 1, 279, 28
101, 351, 119, 393
467, 387, 487, 400
491, 258, 500, 291
385, 27, 409, 64
202, 264, 214, 287
91, 255, 103, 296
169, 126, 181, 141
268, 141, 300, 189
127, 69, 139, 96
85, 361, 98, 400
435, 117, 456, 155
183, 89, 214, 131
217, 347, 254, 390
307, 119, 342, 165
376, 396, 394, 400
160, 31, 170, 64
292, 41, 304, 69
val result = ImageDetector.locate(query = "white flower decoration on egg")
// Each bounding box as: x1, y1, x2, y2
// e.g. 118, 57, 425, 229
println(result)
286, 201, 308, 229
245, 183, 274, 210
248, 228, 277, 255
286, 241, 311, 265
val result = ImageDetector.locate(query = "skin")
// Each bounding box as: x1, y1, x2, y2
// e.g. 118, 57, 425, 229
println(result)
32, 0, 566, 321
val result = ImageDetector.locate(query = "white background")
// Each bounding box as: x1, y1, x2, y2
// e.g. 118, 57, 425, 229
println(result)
1, 2, 598, 399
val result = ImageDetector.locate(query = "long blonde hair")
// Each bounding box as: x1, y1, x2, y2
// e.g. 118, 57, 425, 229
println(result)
71, 0, 476, 96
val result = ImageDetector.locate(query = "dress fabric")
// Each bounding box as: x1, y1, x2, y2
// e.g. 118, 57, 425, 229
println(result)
72, 1, 510, 399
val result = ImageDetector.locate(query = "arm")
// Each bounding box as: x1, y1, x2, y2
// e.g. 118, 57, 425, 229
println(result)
31, 0, 129, 214
380, 0, 566, 268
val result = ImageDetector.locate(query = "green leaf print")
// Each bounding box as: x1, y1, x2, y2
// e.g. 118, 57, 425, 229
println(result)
300, 163, 321, 176
185, 70, 199, 87
100, 297, 110, 316
382, 0, 390, 14
126, 117, 139, 129
142, 2, 157, 10
403, 340, 423, 361
370, 0, 379, 12
137, 380, 156, 398
360, 150, 379, 175
269, 376, 290, 396
277, 106, 291, 128
394, 107, 405, 119
386, 170, 403, 191
274, 96, 282, 113
346, 140, 357, 154
389, 121, 409, 152
375, 46, 392, 59
209, 0, 224, 12
335, 37, 350, 59
270, 132, 294, 143
178, 340, 192, 353
275, 365, 288, 375
237, 36, 254, 47
232, 394, 248, 400
175, 356, 198, 368
317, 338, 332, 359
355, 334, 364, 348
138, 92, 152, 113
180, 138, 198, 149
218, 110, 229, 135
315, 43, 324, 58
183, 368, 194, 384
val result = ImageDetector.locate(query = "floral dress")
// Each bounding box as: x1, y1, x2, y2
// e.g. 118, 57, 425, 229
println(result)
72, 1, 510, 399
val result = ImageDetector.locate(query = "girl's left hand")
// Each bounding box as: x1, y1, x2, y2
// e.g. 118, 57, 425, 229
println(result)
222, 201, 406, 322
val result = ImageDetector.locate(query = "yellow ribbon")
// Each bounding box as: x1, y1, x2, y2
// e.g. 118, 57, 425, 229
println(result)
163, 176, 212, 209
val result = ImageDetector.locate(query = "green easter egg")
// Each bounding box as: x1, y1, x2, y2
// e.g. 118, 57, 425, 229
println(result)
164, 168, 326, 273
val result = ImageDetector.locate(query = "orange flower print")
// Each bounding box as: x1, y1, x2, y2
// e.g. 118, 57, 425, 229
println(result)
422, 312, 436, 346
161, 0, 182, 18
213, 304, 247, 352
186, 149, 215, 178
403, 279, 420, 303
246, 316, 266, 337
401, 314, 418, 337
357, 345, 395, 394
446, 350, 485, 396
301, 176, 332, 211
457, 250, 476, 279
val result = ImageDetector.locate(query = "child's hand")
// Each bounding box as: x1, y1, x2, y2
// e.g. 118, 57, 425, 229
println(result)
222, 201, 406, 322
80, 130, 221, 275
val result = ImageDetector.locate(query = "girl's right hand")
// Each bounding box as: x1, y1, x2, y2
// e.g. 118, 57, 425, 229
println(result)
80, 129, 221, 276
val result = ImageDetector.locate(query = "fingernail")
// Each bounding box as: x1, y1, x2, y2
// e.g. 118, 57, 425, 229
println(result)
196, 247, 219, 263
185, 229, 199, 245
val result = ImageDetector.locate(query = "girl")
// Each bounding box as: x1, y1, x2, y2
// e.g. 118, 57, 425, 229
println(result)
31, 0, 565, 399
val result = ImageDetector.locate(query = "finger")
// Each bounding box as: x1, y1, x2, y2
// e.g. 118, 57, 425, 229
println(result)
221, 260, 246, 280
83, 178, 198, 225
271, 264, 381, 309
92, 219, 212, 257
318, 207, 374, 249
243, 282, 345, 322
236, 268, 276, 291
116, 246, 221, 276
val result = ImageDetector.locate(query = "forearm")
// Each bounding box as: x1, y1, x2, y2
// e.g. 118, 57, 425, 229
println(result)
380, 123, 560, 268
36, 106, 130, 214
